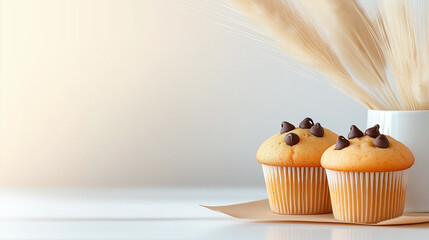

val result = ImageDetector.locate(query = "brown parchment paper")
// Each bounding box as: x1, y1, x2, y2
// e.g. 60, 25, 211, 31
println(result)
202, 199, 429, 226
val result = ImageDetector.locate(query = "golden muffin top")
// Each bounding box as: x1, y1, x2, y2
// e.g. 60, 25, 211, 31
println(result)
321, 125, 414, 172
257, 118, 338, 167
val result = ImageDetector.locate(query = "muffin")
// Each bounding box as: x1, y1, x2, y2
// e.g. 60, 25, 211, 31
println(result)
257, 117, 338, 214
321, 124, 415, 223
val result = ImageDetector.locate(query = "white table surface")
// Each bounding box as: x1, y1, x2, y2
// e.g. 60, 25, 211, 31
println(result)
0, 188, 427, 239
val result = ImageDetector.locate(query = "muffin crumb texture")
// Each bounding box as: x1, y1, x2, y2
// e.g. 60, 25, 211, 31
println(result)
322, 135, 414, 172
257, 119, 338, 167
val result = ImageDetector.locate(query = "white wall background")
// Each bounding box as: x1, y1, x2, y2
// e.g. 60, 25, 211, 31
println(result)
0, 0, 367, 188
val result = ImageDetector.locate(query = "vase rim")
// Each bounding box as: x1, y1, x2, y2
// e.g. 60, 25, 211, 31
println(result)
368, 109, 429, 113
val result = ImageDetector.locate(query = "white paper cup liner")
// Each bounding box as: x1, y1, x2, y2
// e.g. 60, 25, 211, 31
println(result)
326, 169, 409, 223
262, 165, 331, 215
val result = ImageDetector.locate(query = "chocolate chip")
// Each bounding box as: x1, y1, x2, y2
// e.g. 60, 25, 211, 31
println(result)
310, 122, 324, 137
285, 133, 299, 146
299, 117, 314, 129
374, 134, 389, 148
280, 121, 295, 134
335, 136, 350, 150
365, 124, 380, 138
348, 125, 364, 139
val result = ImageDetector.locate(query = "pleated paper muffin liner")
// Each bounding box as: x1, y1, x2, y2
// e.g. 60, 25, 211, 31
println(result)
326, 169, 409, 223
262, 165, 332, 215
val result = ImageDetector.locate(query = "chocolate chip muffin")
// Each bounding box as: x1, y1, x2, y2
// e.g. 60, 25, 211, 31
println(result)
257, 117, 338, 215
321, 124, 414, 223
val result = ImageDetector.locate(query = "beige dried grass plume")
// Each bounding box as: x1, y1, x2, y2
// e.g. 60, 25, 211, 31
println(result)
372, 0, 428, 110
225, 0, 429, 110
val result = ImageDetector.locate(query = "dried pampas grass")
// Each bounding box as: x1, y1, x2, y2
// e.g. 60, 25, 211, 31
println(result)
371, 0, 428, 110
228, 0, 382, 109
297, 0, 400, 109
213, 0, 429, 110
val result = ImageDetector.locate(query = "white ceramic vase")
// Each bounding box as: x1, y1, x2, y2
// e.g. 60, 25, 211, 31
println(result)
367, 110, 429, 212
